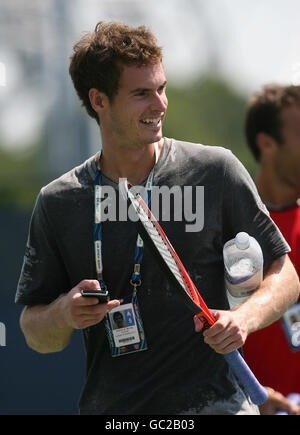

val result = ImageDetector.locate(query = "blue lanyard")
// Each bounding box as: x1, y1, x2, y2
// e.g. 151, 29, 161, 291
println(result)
94, 170, 106, 290
94, 144, 158, 292
130, 171, 154, 288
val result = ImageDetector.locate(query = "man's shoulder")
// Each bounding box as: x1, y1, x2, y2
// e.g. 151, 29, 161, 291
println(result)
40, 154, 97, 202
166, 137, 235, 167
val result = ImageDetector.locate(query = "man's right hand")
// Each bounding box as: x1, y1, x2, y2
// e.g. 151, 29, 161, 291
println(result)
20, 279, 121, 353
63, 279, 120, 330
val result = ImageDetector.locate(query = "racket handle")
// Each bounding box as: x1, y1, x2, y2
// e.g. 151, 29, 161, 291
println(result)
224, 350, 268, 405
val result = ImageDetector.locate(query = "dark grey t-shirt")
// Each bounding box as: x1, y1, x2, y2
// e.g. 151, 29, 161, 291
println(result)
16, 138, 290, 414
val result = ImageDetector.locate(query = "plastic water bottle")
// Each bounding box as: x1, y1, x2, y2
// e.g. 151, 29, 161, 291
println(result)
223, 232, 263, 308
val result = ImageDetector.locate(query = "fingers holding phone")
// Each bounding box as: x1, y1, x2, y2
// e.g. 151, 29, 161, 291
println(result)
66, 280, 120, 329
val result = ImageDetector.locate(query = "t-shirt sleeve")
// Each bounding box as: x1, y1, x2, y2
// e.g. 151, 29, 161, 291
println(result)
222, 150, 290, 266
15, 189, 70, 306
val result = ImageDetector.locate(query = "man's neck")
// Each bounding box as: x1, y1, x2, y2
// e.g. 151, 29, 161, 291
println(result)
256, 168, 300, 210
99, 139, 163, 185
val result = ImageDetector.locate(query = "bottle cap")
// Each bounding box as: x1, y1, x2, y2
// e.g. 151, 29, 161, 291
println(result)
235, 232, 250, 250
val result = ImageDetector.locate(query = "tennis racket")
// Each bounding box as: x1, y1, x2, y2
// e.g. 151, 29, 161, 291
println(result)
119, 180, 268, 406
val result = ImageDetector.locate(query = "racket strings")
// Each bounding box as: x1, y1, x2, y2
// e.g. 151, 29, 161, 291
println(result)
133, 195, 182, 271
130, 191, 202, 310
135, 193, 197, 301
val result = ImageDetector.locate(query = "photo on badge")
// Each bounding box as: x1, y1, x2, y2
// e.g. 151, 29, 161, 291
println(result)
108, 303, 140, 347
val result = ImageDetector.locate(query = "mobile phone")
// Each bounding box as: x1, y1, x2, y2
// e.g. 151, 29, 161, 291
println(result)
81, 289, 110, 303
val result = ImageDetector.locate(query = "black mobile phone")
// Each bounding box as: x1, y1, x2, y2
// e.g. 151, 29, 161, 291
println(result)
80, 289, 109, 303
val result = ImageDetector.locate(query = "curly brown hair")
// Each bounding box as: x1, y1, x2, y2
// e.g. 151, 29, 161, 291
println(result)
245, 84, 300, 161
69, 21, 163, 124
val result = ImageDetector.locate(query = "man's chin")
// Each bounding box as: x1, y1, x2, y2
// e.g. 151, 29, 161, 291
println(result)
148, 130, 163, 144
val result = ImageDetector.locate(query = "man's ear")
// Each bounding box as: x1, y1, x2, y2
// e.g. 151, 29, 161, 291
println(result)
256, 132, 279, 158
89, 88, 108, 113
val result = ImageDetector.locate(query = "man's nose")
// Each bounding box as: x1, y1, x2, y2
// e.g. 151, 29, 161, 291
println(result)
150, 92, 168, 112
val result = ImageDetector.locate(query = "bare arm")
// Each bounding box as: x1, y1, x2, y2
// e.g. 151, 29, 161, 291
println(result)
195, 254, 300, 353
234, 254, 299, 333
20, 279, 120, 354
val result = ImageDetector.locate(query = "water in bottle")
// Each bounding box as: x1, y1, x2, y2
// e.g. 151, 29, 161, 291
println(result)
223, 232, 263, 308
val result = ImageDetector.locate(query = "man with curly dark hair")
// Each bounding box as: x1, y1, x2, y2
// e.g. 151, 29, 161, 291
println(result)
16, 22, 299, 415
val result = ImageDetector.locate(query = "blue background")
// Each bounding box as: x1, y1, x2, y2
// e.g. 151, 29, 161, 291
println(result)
0, 207, 85, 415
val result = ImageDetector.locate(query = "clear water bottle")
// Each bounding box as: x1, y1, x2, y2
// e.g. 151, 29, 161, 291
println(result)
223, 232, 263, 308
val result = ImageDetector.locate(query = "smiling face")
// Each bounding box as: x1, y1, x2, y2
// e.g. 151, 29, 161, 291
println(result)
100, 62, 168, 149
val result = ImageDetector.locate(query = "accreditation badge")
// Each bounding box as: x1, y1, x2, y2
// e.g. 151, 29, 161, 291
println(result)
281, 301, 300, 352
104, 293, 148, 357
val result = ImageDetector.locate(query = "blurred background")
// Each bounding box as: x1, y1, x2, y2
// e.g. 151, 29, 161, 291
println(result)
0, 0, 299, 414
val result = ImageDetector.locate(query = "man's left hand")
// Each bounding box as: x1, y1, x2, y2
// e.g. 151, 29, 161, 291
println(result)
194, 309, 248, 354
